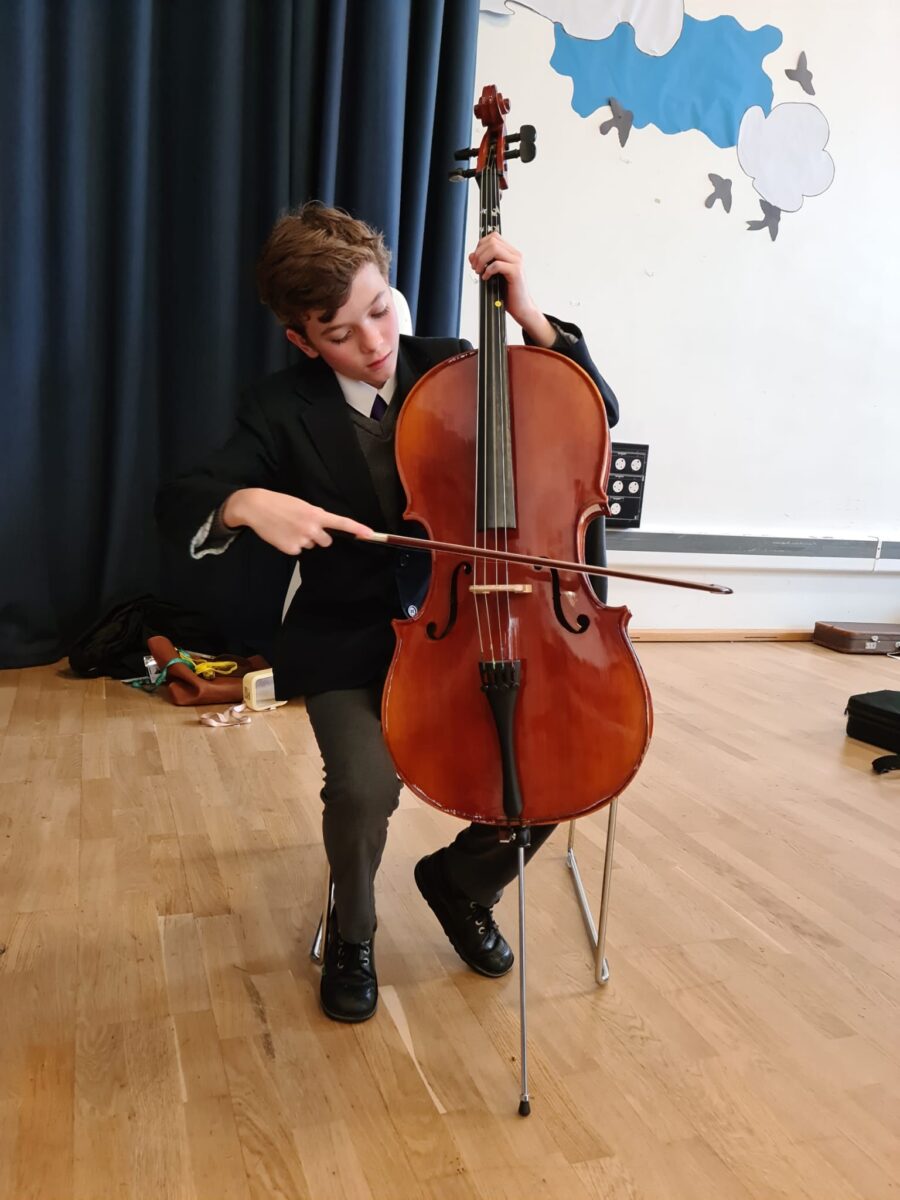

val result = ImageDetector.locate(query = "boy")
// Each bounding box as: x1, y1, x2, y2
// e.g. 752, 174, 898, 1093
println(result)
156, 203, 618, 1021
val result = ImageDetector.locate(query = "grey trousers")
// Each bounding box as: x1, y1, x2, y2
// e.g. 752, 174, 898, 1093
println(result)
305, 683, 555, 943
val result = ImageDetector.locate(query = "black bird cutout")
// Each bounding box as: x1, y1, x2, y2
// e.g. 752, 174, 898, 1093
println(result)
599, 97, 634, 147
747, 200, 782, 241
785, 51, 815, 95
705, 174, 733, 212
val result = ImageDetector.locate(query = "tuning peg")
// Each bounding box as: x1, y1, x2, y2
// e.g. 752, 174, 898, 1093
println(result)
518, 124, 536, 163
448, 167, 478, 182
454, 146, 479, 161
506, 124, 536, 163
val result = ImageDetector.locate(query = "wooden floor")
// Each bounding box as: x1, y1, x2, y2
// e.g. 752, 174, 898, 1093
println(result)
1, 642, 899, 1200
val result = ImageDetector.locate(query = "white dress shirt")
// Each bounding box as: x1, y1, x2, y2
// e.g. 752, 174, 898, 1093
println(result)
334, 371, 397, 417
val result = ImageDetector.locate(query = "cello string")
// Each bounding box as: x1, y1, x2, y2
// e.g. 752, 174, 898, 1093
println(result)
487, 149, 505, 665
474, 168, 482, 630
494, 154, 514, 655
477, 155, 495, 664
488, 159, 506, 661
472, 283, 487, 662
489, 158, 504, 661
485, 156, 500, 664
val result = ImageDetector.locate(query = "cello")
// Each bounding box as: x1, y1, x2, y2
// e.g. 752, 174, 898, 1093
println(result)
347, 86, 729, 1112
384, 87, 654, 827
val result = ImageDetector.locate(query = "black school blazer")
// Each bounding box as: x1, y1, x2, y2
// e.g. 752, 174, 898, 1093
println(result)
156, 322, 618, 697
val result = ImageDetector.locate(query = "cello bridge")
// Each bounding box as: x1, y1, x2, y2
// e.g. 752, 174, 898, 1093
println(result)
469, 584, 533, 595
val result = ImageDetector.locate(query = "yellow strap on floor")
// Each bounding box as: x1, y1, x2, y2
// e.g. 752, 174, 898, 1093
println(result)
188, 656, 239, 679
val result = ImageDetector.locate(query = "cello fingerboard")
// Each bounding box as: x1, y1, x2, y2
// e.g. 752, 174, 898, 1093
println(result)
477, 144, 517, 531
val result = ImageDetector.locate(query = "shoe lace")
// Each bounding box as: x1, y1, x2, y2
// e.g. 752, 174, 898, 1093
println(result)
335, 935, 373, 976
467, 901, 498, 939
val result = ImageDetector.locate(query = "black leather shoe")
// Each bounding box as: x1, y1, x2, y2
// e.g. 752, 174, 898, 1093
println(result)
320, 919, 377, 1023
414, 850, 514, 978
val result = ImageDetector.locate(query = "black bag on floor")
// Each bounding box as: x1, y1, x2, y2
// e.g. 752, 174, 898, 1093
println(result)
845, 690, 900, 775
68, 595, 225, 679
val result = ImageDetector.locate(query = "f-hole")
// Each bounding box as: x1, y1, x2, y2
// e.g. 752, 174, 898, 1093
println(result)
549, 569, 590, 635
426, 561, 473, 640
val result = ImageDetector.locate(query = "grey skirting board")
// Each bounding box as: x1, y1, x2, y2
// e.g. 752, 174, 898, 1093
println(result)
606, 531, 900, 560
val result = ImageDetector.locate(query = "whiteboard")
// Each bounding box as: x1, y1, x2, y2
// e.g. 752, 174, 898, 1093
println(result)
460, 0, 900, 543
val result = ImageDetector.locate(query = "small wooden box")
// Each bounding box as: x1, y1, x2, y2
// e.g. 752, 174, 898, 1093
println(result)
813, 621, 900, 654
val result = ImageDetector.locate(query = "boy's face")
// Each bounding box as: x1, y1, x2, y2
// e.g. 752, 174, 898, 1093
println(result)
286, 262, 400, 388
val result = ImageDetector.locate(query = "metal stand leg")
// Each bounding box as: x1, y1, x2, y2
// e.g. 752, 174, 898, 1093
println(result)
516, 831, 531, 1116
309, 866, 334, 964
565, 796, 619, 985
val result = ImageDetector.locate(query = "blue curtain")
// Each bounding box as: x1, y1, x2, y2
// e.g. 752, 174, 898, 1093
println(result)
0, 0, 479, 668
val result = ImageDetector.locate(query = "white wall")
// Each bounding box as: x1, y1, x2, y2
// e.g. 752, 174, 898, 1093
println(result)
461, 0, 900, 630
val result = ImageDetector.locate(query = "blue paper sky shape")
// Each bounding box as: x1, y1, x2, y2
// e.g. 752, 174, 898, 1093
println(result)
550, 15, 783, 149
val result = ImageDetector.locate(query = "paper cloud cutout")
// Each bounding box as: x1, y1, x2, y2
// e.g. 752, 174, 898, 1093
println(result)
479, 0, 685, 57
737, 103, 834, 212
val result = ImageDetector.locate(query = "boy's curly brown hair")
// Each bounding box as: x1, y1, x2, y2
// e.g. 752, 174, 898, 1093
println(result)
256, 202, 391, 332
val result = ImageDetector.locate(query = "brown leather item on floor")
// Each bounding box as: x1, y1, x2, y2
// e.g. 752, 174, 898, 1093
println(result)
813, 622, 900, 655
147, 635, 268, 705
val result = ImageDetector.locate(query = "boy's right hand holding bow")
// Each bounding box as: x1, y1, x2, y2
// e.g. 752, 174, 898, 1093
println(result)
221, 488, 373, 555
